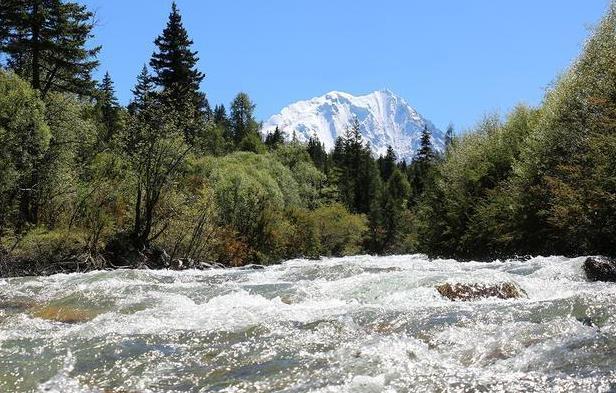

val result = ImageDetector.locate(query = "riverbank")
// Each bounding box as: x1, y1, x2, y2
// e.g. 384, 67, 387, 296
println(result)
0, 246, 225, 278
3, 242, 616, 287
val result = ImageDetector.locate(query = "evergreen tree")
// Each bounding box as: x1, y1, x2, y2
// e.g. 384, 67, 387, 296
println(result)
307, 134, 327, 172
444, 123, 455, 150
379, 145, 397, 181
408, 126, 436, 207
381, 168, 410, 251
213, 104, 228, 126
150, 1, 208, 133
332, 118, 380, 214
0, 0, 100, 97
210, 104, 232, 146
265, 127, 285, 149
230, 92, 259, 145
128, 65, 155, 114
97, 71, 121, 142
416, 125, 435, 163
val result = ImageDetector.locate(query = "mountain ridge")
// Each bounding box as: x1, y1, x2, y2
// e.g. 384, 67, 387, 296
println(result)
261, 90, 443, 161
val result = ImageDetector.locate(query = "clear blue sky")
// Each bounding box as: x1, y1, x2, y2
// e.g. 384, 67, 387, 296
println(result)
82, 0, 609, 132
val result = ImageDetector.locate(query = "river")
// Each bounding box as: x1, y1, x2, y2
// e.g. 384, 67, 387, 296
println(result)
0, 255, 615, 392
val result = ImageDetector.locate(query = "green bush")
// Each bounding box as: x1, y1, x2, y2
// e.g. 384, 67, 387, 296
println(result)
312, 203, 368, 256
9, 228, 88, 263
0, 71, 50, 229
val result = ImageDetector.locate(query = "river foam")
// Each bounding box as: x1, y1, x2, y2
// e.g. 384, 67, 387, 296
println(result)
0, 255, 614, 392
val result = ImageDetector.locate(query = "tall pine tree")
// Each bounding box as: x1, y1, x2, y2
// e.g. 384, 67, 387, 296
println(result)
213, 104, 228, 125
150, 1, 208, 139
0, 0, 100, 97
444, 123, 455, 151
408, 125, 436, 207
97, 71, 121, 142
128, 65, 155, 114
230, 92, 259, 145
379, 145, 397, 181
265, 126, 285, 149
416, 125, 435, 163
307, 134, 327, 172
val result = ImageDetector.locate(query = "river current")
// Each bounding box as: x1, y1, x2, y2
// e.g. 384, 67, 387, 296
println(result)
0, 255, 615, 392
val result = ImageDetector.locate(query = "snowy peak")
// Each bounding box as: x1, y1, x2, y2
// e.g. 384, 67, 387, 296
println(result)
261, 90, 443, 161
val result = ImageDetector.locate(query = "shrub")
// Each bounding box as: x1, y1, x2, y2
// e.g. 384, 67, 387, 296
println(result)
9, 228, 88, 263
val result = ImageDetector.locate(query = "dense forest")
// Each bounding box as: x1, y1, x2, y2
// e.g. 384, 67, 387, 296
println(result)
1, 1, 615, 274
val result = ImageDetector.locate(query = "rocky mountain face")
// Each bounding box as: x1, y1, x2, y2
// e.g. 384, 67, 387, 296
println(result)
261, 90, 443, 161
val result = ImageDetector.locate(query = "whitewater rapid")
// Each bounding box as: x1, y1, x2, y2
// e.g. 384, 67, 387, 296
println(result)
0, 255, 615, 392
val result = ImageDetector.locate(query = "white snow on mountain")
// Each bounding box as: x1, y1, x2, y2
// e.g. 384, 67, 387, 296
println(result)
261, 90, 443, 161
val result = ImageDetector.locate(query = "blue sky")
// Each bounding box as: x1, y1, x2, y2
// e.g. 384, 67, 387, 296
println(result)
82, 0, 608, 132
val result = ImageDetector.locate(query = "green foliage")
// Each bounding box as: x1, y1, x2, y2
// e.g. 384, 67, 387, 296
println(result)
273, 142, 325, 208
265, 127, 285, 149
307, 135, 328, 172
412, 3, 616, 258
150, 1, 207, 130
123, 92, 192, 247
0, 0, 100, 97
37, 92, 98, 228
9, 228, 87, 263
128, 65, 155, 114
504, 4, 616, 256
96, 72, 123, 143
238, 131, 267, 154
5, 0, 616, 272
415, 108, 536, 257
0, 71, 51, 229
378, 146, 397, 181
75, 151, 132, 251
332, 118, 382, 214
201, 152, 302, 220
311, 203, 368, 256
230, 92, 260, 145
157, 185, 219, 262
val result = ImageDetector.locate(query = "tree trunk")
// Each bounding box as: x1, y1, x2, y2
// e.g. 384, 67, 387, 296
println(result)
133, 183, 142, 242
30, 0, 41, 92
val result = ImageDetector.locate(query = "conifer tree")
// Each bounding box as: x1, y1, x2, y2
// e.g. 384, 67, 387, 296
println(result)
211, 104, 233, 144
265, 127, 285, 149
379, 145, 397, 181
128, 65, 155, 114
416, 125, 435, 164
213, 104, 228, 126
380, 168, 410, 251
230, 92, 259, 145
97, 71, 121, 142
0, 0, 100, 97
333, 118, 380, 214
408, 126, 436, 207
150, 1, 207, 125
444, 123, 455, 150
307, 134, 327, 172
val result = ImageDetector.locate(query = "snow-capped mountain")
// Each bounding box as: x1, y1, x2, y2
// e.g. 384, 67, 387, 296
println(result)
261, 90, 443, 161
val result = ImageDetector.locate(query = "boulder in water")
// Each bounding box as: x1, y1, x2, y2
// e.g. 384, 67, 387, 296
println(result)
584, 257, 616, 282
436, 282, 526, 301
239, 264, 266, 270
32, 305, 98, 324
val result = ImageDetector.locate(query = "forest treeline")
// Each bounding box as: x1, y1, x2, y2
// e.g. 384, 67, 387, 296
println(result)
1, 1, 615, 273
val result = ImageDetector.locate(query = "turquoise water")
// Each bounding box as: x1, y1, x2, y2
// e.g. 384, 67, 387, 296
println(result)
0, 255, 615, 392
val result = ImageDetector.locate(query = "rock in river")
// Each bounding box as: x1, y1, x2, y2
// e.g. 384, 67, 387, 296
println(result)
31, 304, 99, 324
584, 257, 616, 282
436, 282, 527, 301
